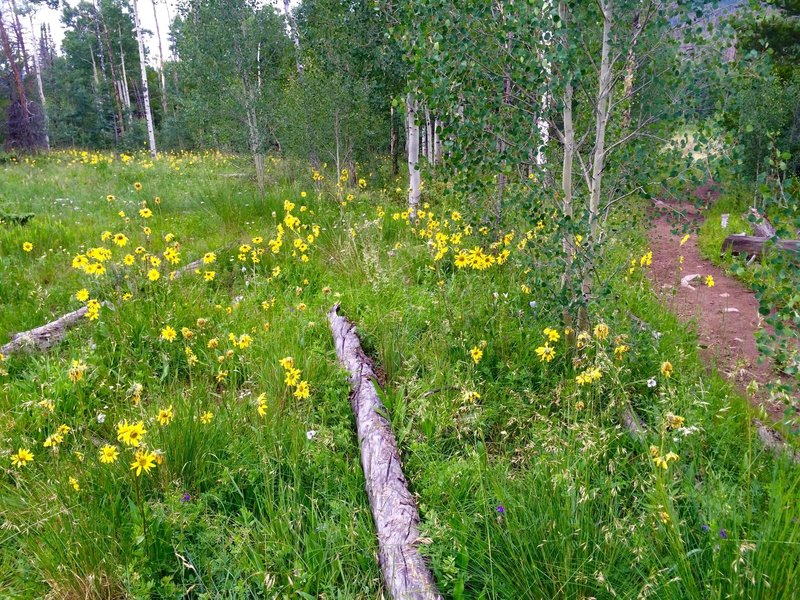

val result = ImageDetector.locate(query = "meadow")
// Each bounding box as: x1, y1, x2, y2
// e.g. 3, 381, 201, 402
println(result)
1, 151, 799, 599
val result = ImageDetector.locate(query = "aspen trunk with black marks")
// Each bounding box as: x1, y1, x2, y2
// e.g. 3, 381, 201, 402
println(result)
559, 2, 576, 340
132, 0, 157, 157
536, 1, 552, 167
119, 30, 132, 113
245, 99, 265, 193
433, 118, 443, 165
621, 12, 639, 129
579, 0, 613, 331
425, 106, 434, 166
406, 92, 421, 220
328, 305, 441, 600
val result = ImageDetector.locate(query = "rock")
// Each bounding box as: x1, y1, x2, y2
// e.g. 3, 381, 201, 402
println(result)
721, 307, 740, 313
681, 274, 700, 289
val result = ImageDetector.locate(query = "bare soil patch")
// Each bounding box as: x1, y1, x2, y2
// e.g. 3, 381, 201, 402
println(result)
647, 191, 795, 421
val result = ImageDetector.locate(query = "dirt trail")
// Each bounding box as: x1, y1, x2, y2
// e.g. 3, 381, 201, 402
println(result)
646, 191, 793, 421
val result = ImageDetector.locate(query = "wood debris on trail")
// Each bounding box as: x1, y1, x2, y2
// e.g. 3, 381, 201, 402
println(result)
328, 304, 441, 600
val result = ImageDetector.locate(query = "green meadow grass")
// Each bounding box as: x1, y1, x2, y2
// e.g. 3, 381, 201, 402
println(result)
1, 152, 798, 598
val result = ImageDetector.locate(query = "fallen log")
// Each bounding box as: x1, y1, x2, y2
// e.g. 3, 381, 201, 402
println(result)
2, 253, 212, 358
171, 256, 205, 280
1, 305, 92, 355
747, 208, 777, 238
722, 235, 800, 258
621, 403, 647, 441
753, 419, 800, 464
328, 304, 441, 600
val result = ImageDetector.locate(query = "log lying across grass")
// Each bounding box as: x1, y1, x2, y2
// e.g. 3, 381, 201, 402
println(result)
328, 304, 441, 600
1, 255, 210, 358
722, 235, 800, 258
1, 305, 91, 356
753, 419, 800, 464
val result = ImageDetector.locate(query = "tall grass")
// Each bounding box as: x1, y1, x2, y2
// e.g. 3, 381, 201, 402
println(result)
1, 151, 798, 598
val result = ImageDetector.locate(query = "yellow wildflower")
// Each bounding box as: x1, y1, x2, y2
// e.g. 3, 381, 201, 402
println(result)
99, 445, 119, 464
130, 450, 157, 476
157, 405, 174, 426
10, 448, 34, 467
535, 344, 556, 363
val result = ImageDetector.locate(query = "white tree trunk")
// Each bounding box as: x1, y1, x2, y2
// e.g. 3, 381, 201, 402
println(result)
150, 0, 168, 115
536, 97, 549, 166
283, 0, 303, 76
559, 0, 576, 336
28, 13, 49, 150
406, 93, 421, 220
245, 98, 265, 193
578, 0, 613, 330
433, 118, 443, 165
425, 107, 433, 166
119, 32, 132, 112
588, 0, 613, 242
132, 0, 157, 157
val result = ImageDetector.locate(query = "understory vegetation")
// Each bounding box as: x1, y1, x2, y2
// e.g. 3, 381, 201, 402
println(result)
2, 0, 800, 596
1, 153, 798, 598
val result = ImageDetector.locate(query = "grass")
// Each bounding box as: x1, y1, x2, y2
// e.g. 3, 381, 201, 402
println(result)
1, 151, 799, 598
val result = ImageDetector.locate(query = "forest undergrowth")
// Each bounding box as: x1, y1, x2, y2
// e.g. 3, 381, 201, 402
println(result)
1, 152, 798, 599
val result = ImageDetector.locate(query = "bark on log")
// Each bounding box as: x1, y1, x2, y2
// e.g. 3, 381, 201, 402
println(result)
171, 257, 205, 280
747, 208, 777, 238
1, 306, 91, 355
3, 255, 210, 358
722, 235, 800, 258
328, 304, 441, 600
621, 403, 647, 441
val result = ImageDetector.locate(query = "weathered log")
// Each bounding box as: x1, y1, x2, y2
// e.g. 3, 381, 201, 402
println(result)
328, 304, 441, 600
2, 254, 210, 358
747, 208, 777, 238
1, 305, 91, 356
753, 419, 800, 464
171, 257, 205, 280
621, 403, 647, 441
722, 235, 800, 258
